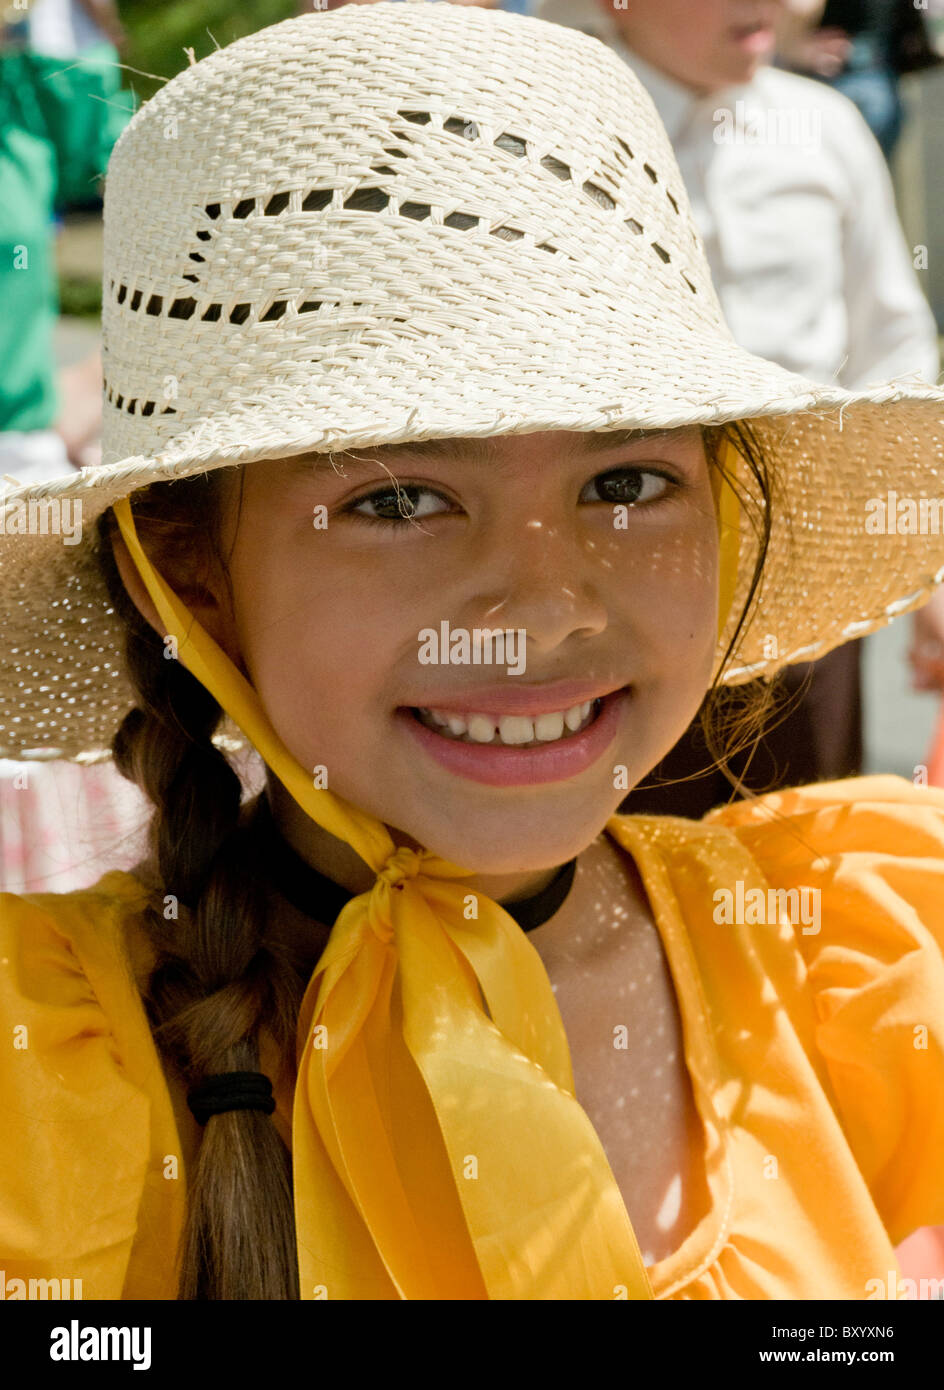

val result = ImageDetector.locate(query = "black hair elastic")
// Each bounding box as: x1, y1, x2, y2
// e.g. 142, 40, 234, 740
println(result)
187, 1071, 276, 1126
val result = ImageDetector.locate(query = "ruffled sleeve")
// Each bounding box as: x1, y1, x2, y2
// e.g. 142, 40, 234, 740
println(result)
704, 774, 944, 1247
0, 873, 183, 1299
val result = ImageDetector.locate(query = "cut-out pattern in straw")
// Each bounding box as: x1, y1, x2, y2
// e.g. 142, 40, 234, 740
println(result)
100, 108, 699, 367
0, 0, 943, 762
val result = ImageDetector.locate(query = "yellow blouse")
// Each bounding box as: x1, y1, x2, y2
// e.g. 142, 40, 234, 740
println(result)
2, 773, 943, 1300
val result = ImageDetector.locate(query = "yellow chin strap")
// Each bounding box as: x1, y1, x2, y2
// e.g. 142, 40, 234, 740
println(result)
112, 493, 658, 1302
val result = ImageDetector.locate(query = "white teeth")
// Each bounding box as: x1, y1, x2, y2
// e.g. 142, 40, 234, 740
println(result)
419, 697, 604, 746
563, 703, 585, 732
467, 714, 497, 743
533, 711, 565, 742
498, 715, 534, 745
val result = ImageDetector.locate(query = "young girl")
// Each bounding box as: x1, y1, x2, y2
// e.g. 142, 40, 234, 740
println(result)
1, 1, 943, 1302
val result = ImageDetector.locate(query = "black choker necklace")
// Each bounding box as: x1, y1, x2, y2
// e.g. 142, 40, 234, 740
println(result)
249, 796, 577, 933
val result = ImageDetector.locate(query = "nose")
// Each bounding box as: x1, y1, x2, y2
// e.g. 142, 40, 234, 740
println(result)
460, 509, 609, 656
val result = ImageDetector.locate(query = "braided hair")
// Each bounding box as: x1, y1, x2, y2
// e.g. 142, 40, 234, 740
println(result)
95, 470, 306, 1299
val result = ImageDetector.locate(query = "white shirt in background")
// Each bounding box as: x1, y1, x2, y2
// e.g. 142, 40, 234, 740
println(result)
536, 2, 939, 391
607, 43, 940, 390
534, 0, 938, 389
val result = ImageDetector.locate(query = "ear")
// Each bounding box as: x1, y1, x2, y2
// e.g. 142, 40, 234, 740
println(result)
110, 527, 247, 671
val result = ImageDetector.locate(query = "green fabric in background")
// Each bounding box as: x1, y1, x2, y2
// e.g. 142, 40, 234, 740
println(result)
0, 41, 136, 433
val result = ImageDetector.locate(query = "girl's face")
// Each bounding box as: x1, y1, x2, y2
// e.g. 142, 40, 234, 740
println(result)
203, 426, 720, 874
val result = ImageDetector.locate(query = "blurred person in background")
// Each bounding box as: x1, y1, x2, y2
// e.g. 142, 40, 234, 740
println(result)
21, 0, 129, 461
535, 0, 942, 818
776, 0, 943, 161
0, 1, 129, 481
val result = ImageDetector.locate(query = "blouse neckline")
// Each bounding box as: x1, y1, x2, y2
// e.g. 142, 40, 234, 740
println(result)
109, 806, 736, 1297
602, 816, 735, 1297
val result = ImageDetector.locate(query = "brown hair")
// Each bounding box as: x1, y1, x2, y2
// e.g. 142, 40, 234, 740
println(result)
693, 420, 796, 800
93, 419, 783, 1299
96, 469, 305, 1299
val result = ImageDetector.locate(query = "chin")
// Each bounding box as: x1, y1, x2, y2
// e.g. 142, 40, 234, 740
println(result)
439, 845, 590, 878
408, 814, 605, 877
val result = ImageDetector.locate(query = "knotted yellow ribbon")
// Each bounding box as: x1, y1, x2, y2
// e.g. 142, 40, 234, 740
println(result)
112, 445, 740, 1301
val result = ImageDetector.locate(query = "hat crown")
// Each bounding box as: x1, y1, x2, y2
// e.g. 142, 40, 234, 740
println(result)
100, 2, 722, 466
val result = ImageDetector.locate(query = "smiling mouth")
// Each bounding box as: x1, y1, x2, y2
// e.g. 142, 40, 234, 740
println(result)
410, 698, 604, 748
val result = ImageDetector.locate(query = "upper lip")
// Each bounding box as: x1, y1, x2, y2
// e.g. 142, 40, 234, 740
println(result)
402, 679, 628, 717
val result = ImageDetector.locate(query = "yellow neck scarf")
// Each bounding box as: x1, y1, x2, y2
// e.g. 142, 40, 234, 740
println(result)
112, 442, 740, 1300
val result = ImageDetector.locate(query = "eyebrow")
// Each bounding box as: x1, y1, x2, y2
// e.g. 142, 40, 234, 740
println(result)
284, 428, 684, 475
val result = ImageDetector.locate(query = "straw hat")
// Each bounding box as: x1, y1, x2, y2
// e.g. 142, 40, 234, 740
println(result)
2, 0, 943, 762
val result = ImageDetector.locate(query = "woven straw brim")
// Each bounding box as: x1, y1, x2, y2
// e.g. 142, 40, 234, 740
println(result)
1, 366, 943, 763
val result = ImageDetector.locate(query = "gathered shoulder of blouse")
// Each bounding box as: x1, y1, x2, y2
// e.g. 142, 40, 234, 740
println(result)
1, 772, 942, 1300
0, 867, 184, 1299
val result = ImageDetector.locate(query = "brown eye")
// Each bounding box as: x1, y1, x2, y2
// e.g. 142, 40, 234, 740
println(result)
581, 468, 675, 505
347, 484, 453, 524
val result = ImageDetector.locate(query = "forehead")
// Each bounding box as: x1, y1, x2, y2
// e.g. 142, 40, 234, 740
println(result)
281, 426, 703, 475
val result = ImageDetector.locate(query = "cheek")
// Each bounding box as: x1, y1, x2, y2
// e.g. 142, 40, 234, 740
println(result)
659, 4, 721, 67
612, 522, 720, 762
227, 542, 409, 757
615, 520, 719, 667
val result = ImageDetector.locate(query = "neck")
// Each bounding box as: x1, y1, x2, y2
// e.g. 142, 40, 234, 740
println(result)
263, 775, 565, 905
